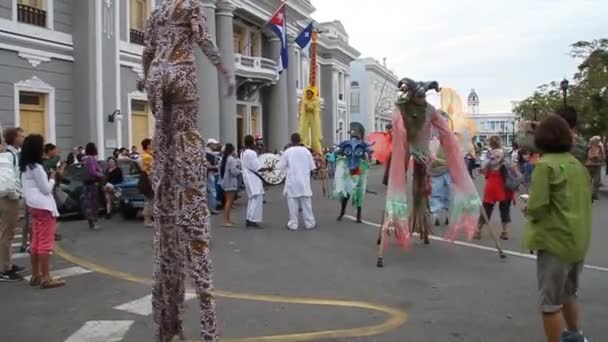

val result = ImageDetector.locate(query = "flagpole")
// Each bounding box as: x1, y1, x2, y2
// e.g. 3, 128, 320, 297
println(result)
261, 0, 287, 28
240, 0, 287, 56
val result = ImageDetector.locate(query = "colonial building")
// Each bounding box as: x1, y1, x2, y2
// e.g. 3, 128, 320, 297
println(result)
0, 0, 359, 157
349, 57, 398, 134
467, 90, 517, 146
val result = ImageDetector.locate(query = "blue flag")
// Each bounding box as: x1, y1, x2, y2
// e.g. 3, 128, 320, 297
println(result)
295, 22, 313, 57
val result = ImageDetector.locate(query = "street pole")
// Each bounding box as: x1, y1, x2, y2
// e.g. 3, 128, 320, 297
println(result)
560, 78, 569, 107
512, 121, 515, 146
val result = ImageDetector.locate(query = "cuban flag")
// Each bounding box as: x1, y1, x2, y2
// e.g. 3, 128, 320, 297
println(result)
295, 22, 313, 58
269, 3, 288, 73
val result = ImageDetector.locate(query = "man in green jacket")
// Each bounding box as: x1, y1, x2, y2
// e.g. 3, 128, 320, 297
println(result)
524, 115, 591, 342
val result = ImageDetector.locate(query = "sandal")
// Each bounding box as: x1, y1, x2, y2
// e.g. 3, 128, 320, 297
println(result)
500, 231, 509, 240
40, 278, 66, 289
222, 223, 236, 228
29, 276, 41, 287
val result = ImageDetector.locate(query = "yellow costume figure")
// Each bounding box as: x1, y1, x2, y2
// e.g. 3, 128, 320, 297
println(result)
440, 88, 476, 153
299, 86, 322, 154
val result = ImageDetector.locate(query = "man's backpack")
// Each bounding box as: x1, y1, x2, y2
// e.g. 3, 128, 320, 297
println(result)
0, 150, 20, 199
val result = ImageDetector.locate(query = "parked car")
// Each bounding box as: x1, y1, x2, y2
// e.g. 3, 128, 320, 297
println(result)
117, 163, 145, 220
58, 160, 143, 218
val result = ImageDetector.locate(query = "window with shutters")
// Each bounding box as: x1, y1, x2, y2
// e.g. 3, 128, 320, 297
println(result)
130, 0, 150, 45
350, 81, 360, 113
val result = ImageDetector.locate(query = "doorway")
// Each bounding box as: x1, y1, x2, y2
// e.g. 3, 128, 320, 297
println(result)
19, 92, 46, 137
131, 99, 151, 149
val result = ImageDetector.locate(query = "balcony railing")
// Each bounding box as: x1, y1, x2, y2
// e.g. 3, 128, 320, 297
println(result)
234, 54, 278, 82
17, 4, 47, 27
130, 29, 145, 45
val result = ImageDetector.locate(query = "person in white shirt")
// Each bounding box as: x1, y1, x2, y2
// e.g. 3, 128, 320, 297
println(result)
241, 135, 271, 228
277, 133, 317, 230
19, 134, 65, 288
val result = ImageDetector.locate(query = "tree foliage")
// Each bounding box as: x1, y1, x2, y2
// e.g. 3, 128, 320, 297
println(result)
515, 39, 608, 138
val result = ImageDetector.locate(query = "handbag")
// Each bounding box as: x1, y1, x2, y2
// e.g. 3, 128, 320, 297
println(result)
501, 164, 522, 192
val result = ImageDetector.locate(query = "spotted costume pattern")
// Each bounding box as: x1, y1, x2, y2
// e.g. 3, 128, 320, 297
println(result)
142, 1, 222, 341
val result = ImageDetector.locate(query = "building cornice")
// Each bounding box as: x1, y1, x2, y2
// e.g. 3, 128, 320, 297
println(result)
365, 66, 399, 85
318, 37, 360, 62
0, 18, 73, 50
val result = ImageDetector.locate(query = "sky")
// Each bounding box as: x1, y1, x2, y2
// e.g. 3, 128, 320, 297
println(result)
312, 0, 607, 113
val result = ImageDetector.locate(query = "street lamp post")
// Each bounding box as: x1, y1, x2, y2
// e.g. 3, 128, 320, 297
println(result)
512, 121, 516, 146
560, 78, 569, 107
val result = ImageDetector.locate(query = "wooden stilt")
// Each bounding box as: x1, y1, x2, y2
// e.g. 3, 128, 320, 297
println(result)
479, 208, 507, 258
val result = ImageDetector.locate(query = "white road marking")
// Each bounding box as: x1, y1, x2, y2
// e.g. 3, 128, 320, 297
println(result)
24, 266, 92, 281
113, 292, 197, 316
11, 242, 22, 248
345, 215, 608, 273
64, 320, 134, 342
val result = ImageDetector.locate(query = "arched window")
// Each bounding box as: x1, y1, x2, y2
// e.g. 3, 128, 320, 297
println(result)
350, 81, 360, 113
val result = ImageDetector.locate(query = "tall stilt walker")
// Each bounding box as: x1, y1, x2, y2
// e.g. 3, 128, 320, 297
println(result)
298, 28, 323, 155
141, 1, 235, 341
374, 78, 485, 265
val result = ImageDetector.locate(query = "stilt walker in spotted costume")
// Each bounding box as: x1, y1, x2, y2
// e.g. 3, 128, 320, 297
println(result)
334, 125, 373, 223
141, 1, 235, 341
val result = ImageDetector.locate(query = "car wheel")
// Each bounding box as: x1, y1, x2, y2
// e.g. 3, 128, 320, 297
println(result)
121, 204, 138, 220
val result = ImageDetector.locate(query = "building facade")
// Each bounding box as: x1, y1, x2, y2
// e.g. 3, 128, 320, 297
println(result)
0, 0, 358, 157
470, 113, 517, 146
349, 57, 398, 134
467, 89, 517, 146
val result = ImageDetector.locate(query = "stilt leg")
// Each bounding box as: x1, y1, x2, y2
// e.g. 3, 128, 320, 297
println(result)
337, 195, 349, 221
411, 161, 430, 244
479, 209, 507, 259
153, 224, 186, 342
184, 227, 219, 342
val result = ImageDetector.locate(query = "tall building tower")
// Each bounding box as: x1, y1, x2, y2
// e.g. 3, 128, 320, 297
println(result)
468, 89, 479, 115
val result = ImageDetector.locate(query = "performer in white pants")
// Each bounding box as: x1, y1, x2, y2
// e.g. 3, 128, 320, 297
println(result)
241, 135, 268, 229
278, 133, 317, 230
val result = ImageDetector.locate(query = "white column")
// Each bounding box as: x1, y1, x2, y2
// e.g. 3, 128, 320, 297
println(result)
197, 0, 220, 141
216, 0, 237, 145
332, 67, 339, 144
286, 43, 299, 134
344, 73, 351, 125
267, 37, 289, 151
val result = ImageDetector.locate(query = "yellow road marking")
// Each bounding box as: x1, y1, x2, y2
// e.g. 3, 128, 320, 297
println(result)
55, 246, 408, 342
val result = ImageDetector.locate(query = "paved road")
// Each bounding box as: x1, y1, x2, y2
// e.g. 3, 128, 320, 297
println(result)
2, 165, 607, 342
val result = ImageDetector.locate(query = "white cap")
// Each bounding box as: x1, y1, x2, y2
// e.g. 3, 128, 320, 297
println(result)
207, 138, 219, 145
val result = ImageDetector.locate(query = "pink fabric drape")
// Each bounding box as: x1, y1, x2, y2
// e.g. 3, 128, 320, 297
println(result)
382, 108, 410, 249
382, 106, 482, 250
431, 110, 482, 242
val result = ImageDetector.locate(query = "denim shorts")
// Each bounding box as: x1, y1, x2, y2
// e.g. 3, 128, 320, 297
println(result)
537, 251, 583, 313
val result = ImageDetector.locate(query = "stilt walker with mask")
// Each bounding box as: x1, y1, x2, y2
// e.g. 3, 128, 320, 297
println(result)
335, 123, 373, 223
374, 78, 483, 267
141, 0, 235, 340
